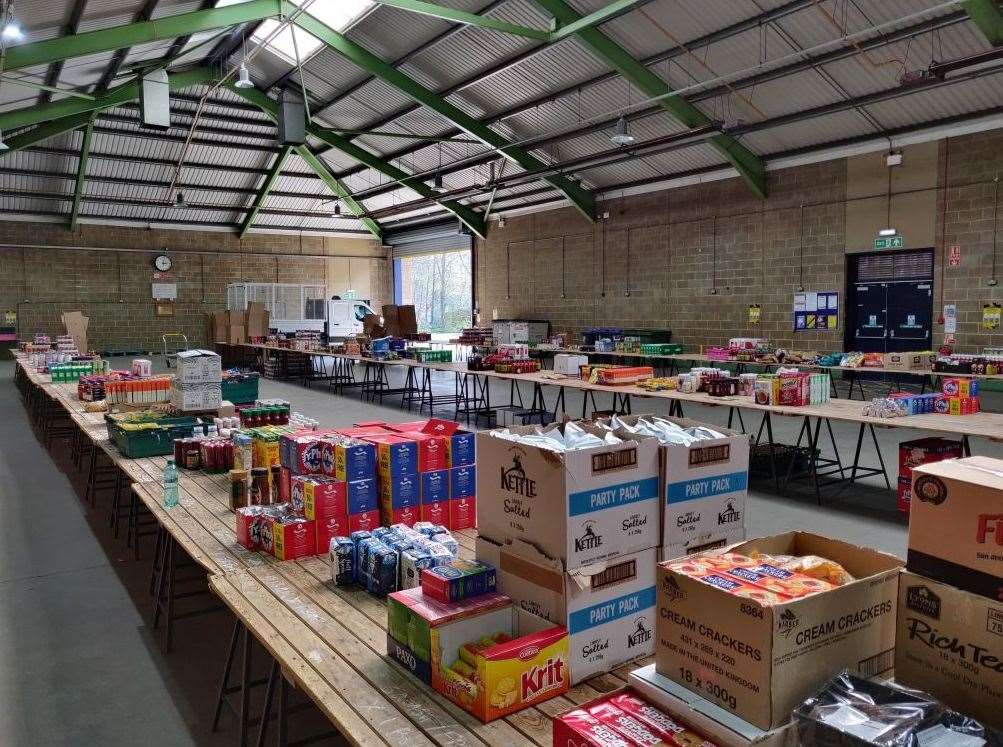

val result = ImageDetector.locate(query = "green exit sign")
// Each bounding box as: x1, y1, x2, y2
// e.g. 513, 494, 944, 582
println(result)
874, 235, 904, 249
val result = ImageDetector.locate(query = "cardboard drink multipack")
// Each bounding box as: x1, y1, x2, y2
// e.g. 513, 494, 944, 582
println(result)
655, 532, 901, 730
475, 423, 660, 570
477, 536, 656, 683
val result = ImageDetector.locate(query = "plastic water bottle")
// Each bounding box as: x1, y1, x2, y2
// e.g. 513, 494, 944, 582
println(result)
163, 459, 180, 508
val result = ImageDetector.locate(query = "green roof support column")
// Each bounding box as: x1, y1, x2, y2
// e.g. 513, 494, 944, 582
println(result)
371, 0, 549, 40
0, 111, 98, 156
530, 0, 767, 199
240, 145, 293, 238
963, 0, 1003, 44
549, 0, 652, 41
70, 113, 97, 230
4, 0, 281, 71
227, 80, 487, 238
0, 67, 215, 130
296, 146, 383, 241
289, 6, 596, 221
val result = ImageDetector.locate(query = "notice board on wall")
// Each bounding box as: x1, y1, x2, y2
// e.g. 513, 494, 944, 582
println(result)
794, 291, 838, 331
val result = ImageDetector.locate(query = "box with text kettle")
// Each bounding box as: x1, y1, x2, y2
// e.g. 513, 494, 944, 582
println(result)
601, 414, 750, 554
477, 536, 656, 683
655, 531, 901, 730
475, 424, 660, 571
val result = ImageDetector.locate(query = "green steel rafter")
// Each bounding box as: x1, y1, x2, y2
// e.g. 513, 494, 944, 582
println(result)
3, 0, 282, 72
226, 80, 487, 238
296, 146, 383, 240
528, 0, 767, 199
287, 5, 597, 221
0, 112, 96, 156
70, 114, 97, 230
548, 0, 652, 41
371, 0, 549, 40
963, 0, 1003, 44
240, 145, 293, 238
0, 67, 215, 131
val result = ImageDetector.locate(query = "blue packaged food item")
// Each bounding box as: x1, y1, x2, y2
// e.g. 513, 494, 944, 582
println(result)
367, 544, 399, 596
357, 537, 382, 588
329, 536, 355, 585
399, 549, 435, 589
413, 521, 437, 537
427, 542, 453, 566
350, 531, 372, 573
431, 533, 458, 556
371, 526, 394, 541
420, 559, 497, 603
430, 525, 449, 536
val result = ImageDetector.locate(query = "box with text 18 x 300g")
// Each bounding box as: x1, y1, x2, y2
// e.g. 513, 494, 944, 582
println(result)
475, 424, 660, 571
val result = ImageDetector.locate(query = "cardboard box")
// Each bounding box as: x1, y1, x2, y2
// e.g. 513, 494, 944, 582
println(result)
477, 536, 656, 683
420, 469, 449, 505
655, 532, 901, 729
362, 314, 385, 338
883, 352, 927, 370
384, 419, 476, 467
421, 500, 449, 526
895, 571, 1003, 730
246, 302, 270, 338
170, 382, 223, 411
605, 415, 749, 554
554, 353, 589, 376
898, 437, 963, 479
450, 497, 475, 531
897, 475, 912, 514
476, 424, 660, 570
908, 456, 1003, 600
390, 504, 420, 527
290, 475, 346, 520
450, 465, 476, 499
398, 304, 418, 335
209, 311, 228, 343
628, 666, 797, 747
316, 514, 349, 553
348, 510, 380, 533
228, 326, 246, 344
175, 349, 223, 384
663, 529, 746, 564
366, 435, 419, 479
325, 439, 376, 481
346, 478, 377, 514
381, 473, 420, 511
265, 515, 316, 560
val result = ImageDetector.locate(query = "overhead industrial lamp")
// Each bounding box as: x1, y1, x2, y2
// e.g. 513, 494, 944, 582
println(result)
433, 173, 445, 192
2, 3, 22, 40
0, 129, 8, 152
332, 201, 342, 217
610, 115, 635, 146
235, 62, 254, 89
174, 191, 188, 209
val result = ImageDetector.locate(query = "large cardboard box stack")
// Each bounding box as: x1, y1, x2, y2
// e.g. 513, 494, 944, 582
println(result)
382, 304, 400, 336
474, 422, 661, 682
245, 302, 270, 340
895, 437, 962, 513
171, 349, 222, 411
655, 532, 901, 730
896, 456, 1003, 729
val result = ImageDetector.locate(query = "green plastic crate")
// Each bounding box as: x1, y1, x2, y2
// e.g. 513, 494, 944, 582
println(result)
222, 375, 260, 404
414, 350, 452, 363
105, 414, 196, 458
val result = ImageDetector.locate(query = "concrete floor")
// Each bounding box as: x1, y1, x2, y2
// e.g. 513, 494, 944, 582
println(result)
2, 354, 1001, 745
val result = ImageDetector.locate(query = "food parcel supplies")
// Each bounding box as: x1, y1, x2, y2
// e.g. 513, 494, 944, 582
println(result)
599, 415, 749, 558
907, 456, 1003, 601
895, 571, 1003, 730
476, 421, 659, 570
477, 536, 656, 683
387, 587, 569, 721
174, 349, 222, 384
655, 532, 901, 730
554, 353, 589, 376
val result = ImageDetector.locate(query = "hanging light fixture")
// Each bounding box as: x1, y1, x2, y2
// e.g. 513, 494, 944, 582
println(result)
2, 2, 22, 40
610, 116, 635, 146
174, 191, 188, 209
433, 173, 445, 192
330, 200, 341, 217
235, 62, 254, 89
0, 129, 8, 152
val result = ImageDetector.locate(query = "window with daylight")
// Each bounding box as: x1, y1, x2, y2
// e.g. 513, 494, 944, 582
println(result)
394, 250, 472, 336
216, 0, 374, 65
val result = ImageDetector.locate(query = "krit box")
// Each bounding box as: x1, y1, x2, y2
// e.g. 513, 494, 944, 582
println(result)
602, 415, 749, 555
895, 570, 1003, 730
908, 456, 1003, 600
290, 475, 346, 519
478, 536, 657, 683
386, 587, 511, 684
655, 532, 901, 730
476, 423, 660, 570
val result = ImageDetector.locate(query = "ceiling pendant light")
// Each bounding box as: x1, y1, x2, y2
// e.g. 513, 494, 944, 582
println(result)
2, 3, 22, 40
235, 62, 254, 89
0, 129, 8, 152
610, 115, 635, 146
174, 191, 187, 209
332, 201, 341, 217
433, 173, 444, 192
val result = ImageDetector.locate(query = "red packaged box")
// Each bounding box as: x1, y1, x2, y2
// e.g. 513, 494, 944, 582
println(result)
390, 504, 419, 527
421, 500, 449, 527
348, 510, 381, 533
278, 466, 291, 503
606, 693, 702, 743
897, 475, 912, 513
449, 496, 476, 531
897, 437, 962, 480
291, 475, 347, 520
281, 431, 324, 474
316, 514, 349, 553
268, 515, 316, 560
235, 506, 266, 551
402, 431, 448, 472
553, 709, 632, 747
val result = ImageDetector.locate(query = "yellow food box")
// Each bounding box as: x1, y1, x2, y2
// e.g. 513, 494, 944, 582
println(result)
253, 435, 280, 469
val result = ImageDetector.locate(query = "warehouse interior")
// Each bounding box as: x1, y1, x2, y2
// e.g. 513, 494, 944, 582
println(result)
4, 0, 1003, 745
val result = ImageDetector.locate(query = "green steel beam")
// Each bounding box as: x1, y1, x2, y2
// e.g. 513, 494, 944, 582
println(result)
0, 67, 215, 130
1, 112, 96, 156
549, 0, 651, 41
529, 0, 767, 199
372, 0, 549, 40
226, 80, 487, 237
4, 0, 281, 72
240, 145, 293, 238
290, 7, 596, 221
296, 146, 383, 241
0, 75, 95, 100
70, 114, 97, 230
963, 0, 1003, 44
